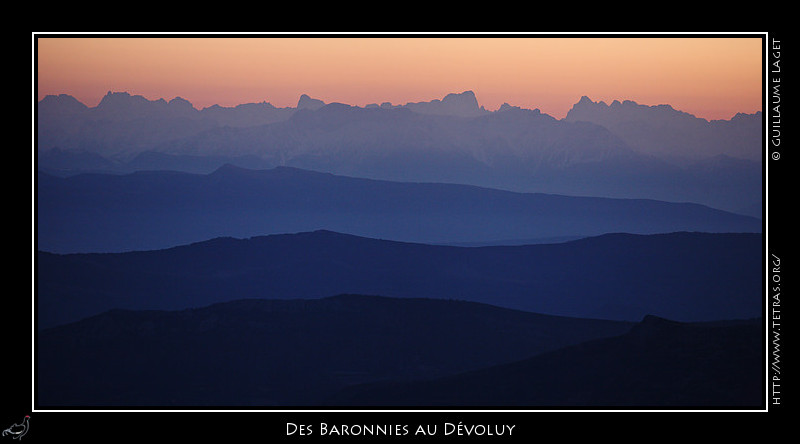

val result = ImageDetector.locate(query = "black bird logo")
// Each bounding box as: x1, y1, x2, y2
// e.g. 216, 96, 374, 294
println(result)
2, 416, 29, 440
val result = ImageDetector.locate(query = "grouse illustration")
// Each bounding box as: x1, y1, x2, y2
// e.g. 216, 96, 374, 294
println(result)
2, 416, 29, 440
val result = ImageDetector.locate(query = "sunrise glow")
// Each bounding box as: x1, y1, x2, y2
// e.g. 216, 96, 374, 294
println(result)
36, 35, 763, 120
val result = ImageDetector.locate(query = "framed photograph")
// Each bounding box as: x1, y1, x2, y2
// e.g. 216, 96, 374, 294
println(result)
24, 32, 781, 441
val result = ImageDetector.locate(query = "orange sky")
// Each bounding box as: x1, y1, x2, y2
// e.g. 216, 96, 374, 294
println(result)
35, 35, 764, 120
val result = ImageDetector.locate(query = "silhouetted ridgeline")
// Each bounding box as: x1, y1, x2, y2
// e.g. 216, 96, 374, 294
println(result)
327, 315, 763, 407
37, 230, 762, 329
36, 295, 761, 408
37, 91, 762, 216
37, 295, 634, 407
36, 165, 761, 254
565, 96, 762, 162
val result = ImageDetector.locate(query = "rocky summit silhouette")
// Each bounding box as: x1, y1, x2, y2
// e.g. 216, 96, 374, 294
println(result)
565, 96, 762, 162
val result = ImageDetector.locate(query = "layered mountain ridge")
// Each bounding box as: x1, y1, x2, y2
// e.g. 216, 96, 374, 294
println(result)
565, 95, 762, 162
36, 293, 762, 407
327, 311, 763, 407
36, 294, 634, 407
37, 229, 762, 329
35, 89, 766, 411
36, 164, 761, 254
36, 90, 763, 216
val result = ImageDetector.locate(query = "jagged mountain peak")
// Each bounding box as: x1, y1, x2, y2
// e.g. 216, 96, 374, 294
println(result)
570, 96, 689, 117
39, 93, 88, 108
38, 94, 89, 116
564, 95, 762, 162
168, 96, 195, 110
297, 94, 325, 110
399, 90, 489, 117
97, 90, 146, 106
442, 90, 478, 104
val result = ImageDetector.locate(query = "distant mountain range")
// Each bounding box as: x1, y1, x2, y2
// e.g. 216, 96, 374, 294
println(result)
37, 230, 762, 329
36, 91, 763, 216
35, 90, 492, 160
36, 294, 761, 407
565, 96, 762, 162
36, 165, 761, 254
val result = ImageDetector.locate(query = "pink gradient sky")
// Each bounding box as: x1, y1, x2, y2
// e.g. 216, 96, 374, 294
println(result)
35, 35, 764, 120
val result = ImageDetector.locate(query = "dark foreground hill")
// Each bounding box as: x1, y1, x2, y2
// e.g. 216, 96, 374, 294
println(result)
329, 316, 763, 407
37, 230, 762, 329
36, 164, 761, 253
36, 295, 633, 407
